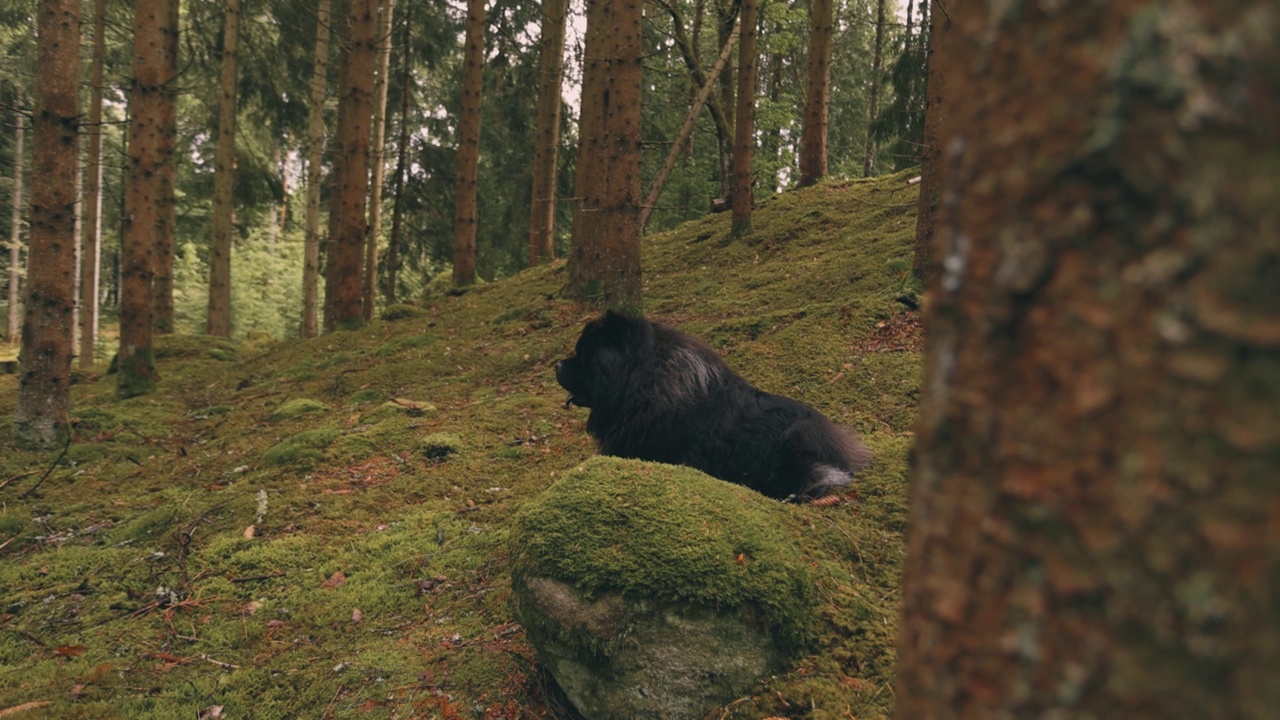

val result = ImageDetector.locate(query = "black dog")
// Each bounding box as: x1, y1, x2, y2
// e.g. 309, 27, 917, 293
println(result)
555, 311, 872, 501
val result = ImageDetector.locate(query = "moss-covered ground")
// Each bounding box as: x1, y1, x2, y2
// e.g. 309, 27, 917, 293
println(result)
0, 170, 921, 719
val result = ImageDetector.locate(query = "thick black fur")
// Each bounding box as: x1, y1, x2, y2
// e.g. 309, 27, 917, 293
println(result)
555, 311, 872, 501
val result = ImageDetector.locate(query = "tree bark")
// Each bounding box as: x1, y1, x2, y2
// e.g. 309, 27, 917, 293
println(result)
79, 0, 106, 367
729, 0, 757, 237
896, 2, 1280, 718
911, 0, 950, 284
527, 0, 570, 266
451, 0, 485, 287
206, 0, 239, 337
118, 0, 168, 398
362, 0, 396, 319
153, 0, 179, 334
302, 0, 331, 339
565, 0, 643, 310
861, 0, 888, 178
15, 0, 79, 448
797, 0, 832, 187
323, 0, 377, 330
386, 1, 411, 305
5, 95, 23, 344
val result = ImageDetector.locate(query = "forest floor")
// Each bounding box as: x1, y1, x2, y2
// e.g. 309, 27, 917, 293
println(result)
0, 169, 923, 720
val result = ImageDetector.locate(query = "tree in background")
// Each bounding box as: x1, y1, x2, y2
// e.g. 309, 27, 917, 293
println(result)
384, 1, 411, 305
302, 0, 330, 338
79, 0, 106, 366
911, 0, 951, 284
871, 0, 928, 171
152, 0, 179, 334
527, 0, 569, 266
729, 0, 758, 236
15, 0, 78, 446
5, 93, 22, 344
861, 0, 888, 177
565, 0, 643, 309
896, 1, 1280, 716
797, 0, 832, 187
362, 0, 396, 320
324, 0, 377, 330
118, 0, 168, 397
206, 0, 239, 337
452, 0, 485, 287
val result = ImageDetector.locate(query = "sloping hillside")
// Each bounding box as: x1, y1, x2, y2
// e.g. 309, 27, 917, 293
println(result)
0, 170, 921, 719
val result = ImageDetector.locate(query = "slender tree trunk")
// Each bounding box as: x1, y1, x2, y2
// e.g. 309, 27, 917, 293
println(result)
323, 0, 377, 330
207, 0, 239, 337
798, 0, 832, 187
714, 0, 736, 196
5, 95, 23, 344
452, 0, 485, 287
386, 1, 411, 306
729, 0, 758, 237
528, 0, 570, 266
896, 2, 1280, 717
565, 0, 643, 310
118, 0, 168, 398
15, 0, 79, 448
153, 0, 179, 334
861, 0, 887, 178
362, 0, 395, 320
640, 18, 738, 232
302, 0, 331, 338
911, 0, 950, 284
79, 0, 105, 366
657, 0, 732, 188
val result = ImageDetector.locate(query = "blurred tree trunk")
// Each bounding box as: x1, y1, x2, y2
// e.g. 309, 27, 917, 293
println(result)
452, 0, 485, 287
528, 0, 569, 266
386, 2, 411, 306
896, 2, 1280, 718
302, 0, 330, 339
362, 0, 395, 320
15, 0, 79, 447
797, 0, 831, 187
323, 0, 377, 330
206, 0, 239, 337
79, 0, 106, 366
911, 0, 952, 284
729, 0, 757, 237
118, 0, 167, 398
861, 0, 887, 178
565, 0, 643, 310
5, 94, 23, 344
153, 0, 179, 334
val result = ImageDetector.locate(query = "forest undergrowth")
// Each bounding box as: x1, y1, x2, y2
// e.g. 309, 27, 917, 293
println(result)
0, 170, 922, 719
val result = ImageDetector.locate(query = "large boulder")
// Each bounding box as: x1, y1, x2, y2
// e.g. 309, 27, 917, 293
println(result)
509, 457, 817, 720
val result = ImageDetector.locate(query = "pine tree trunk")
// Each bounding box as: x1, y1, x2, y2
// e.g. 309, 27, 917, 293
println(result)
797, 0, 831, 187
15, 0, 79, 448
153, 0, 179, 334
911, 0, 949, 284
896, 3, 1280, 717
729, 0, 758, 237
565, 0, 643, 310
386, 2, 411, 306
302, 0, 331, 339
206, 0, 239, 338
79, 0, 105, 366
118, 0, 168, 398
362, 0, 395, 320
5, 96, 23, 344
714, 0, 736, 197
451, 0, 485, 287
323, 0, 377, 330
861, 0, 887, 178
528, 0, 569, 266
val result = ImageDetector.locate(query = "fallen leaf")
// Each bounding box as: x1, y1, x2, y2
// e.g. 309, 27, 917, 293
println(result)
351, 608, 363, 624
244, 601, 261, 615
70, 684, 86, 699
321, 571, 347, 589
54, 645, 86, 658
243, 525, 255, 539
197, 706, 224, 719
84, 662, 113, 683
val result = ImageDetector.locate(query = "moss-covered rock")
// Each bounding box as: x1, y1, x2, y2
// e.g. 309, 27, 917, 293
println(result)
420, 432, 463, 460
380, 303, 425, 321
268, 398, 329, 421
510, 457, 817, 719
262, 428, 341, 467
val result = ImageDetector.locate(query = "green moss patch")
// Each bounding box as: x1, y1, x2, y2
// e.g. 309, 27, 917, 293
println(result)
268, 398, 329, 421
262, 427, 341, 466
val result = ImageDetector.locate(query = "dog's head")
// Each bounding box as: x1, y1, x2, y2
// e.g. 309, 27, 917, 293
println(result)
555, 310, 649, 409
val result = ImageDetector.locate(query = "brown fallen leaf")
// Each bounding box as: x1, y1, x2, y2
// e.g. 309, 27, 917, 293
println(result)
54, 645, 86, 658
321, 571, 347, 589
351, 608, 363, 624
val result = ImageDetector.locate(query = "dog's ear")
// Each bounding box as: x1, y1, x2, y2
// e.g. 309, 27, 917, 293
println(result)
596, 309, 652, 351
